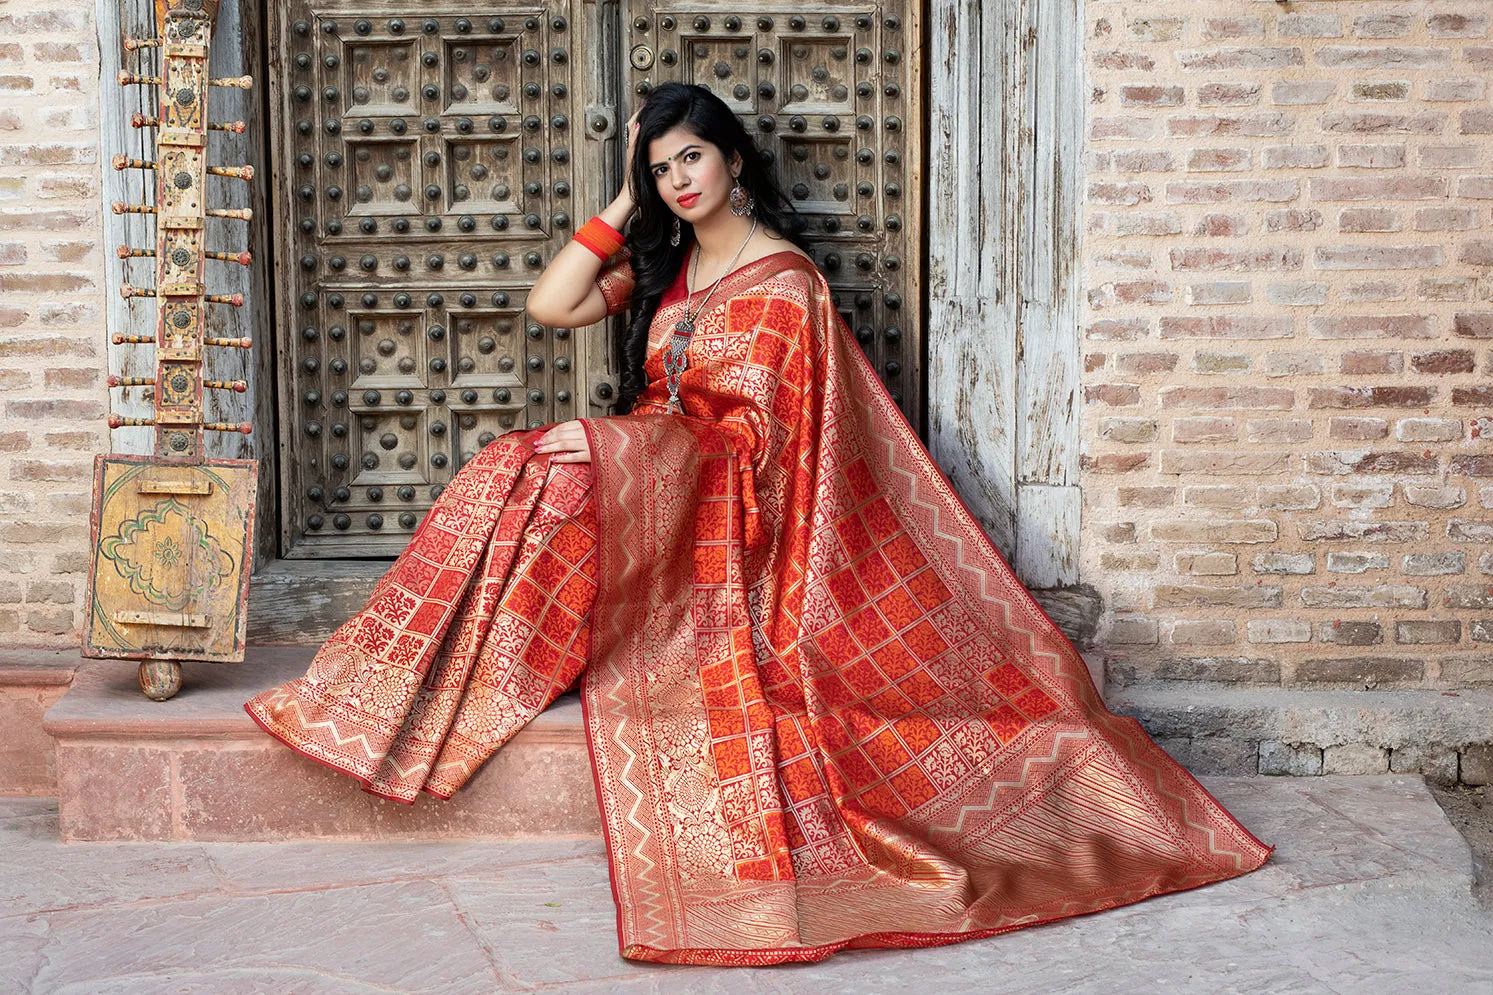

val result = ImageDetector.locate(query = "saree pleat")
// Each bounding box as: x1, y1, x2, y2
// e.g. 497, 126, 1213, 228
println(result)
247, 249, 1272, 966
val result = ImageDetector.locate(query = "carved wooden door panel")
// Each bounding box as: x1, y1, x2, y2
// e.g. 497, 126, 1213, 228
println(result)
270, 3, 919, 557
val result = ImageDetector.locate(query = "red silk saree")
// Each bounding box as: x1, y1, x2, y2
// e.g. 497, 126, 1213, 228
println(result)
246, 248, 1271, 966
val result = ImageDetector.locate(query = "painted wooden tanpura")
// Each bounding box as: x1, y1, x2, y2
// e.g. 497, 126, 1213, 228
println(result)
83, 0, 258, 701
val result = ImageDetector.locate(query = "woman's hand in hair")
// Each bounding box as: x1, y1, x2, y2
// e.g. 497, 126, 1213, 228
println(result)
534, 420, 592, 464
620, 103, 644, 205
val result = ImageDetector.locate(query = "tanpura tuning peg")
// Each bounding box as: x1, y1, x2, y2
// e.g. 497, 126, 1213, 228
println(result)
204, 250, 253, 266
107, 375, 153, 388
205, 293, 245, 306
205, 421, 253, 435
120, 283, 155, 299
117, 71, 161, 86
205, 379, 250, 393
209, 75, 254, 89
206, 207, 253, 221
111, 155, 156, 172
111, 202, 156, 216
111, 333, 155, 344
207, 164, 254, 181
116, 247, 154, 259
209, 121, 247, 134
123, 37, 162, 51
204, 336, 253, 349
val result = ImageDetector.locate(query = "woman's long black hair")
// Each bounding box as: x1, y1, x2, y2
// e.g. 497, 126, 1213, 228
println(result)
612, 82, 811, 415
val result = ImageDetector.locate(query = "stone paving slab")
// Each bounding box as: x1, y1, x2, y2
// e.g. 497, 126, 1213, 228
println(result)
1, 776, 1490, 994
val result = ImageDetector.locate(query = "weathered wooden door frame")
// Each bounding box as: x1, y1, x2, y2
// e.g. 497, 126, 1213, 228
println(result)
926, 0, 1085, 601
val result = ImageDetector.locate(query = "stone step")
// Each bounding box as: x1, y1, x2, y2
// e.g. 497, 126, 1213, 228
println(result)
0, 649, 79, 796
42, 648, 599, 843
42, 645, 1105, 843
1109, 681, 1493, 783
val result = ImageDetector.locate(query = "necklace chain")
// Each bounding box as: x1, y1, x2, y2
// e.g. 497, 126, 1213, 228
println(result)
662, 217, 758, 415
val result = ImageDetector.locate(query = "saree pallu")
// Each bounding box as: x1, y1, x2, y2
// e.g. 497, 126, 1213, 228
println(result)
246, 251, 1272, 966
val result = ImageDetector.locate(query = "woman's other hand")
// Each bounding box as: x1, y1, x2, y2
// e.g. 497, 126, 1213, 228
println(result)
534, 420, 591, 463
620, 103, 643, 204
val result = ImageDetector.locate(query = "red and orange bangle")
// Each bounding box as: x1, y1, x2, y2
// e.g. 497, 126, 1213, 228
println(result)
573, 216, 625, 260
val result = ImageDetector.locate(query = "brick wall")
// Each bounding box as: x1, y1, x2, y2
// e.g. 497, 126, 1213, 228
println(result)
1084, 2, 1493, 691
0, 3, 107, 646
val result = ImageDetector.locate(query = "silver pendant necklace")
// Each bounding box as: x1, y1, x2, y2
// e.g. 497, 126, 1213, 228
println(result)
662, 216, 758, 415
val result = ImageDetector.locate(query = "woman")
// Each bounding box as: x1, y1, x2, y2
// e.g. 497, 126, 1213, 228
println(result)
246, 83, 1271, 966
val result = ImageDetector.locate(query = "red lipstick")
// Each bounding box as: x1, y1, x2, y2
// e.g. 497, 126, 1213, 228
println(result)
676, 192, 701, 208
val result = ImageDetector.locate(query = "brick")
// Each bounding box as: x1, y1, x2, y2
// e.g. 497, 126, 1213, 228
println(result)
1153, 585, 1282, 609
1250, 553, 1316, 578
1087, 181, 1151, 204
1455, 387, 1493, 405
1448, 520, 1493, 543
1461, 110, 1493, 134
1263, 209, 1323, 233
1472, 621, 1493, 644
1414, 206, 1479, 230
1186, 148, 1251, 172
1429, 14, 1489, 38
1197, 83, 1261, 107
1094, 51, 1156, 72
1410, 349, 1475, 374
1330, 483, 1394, 509
1115, 352, 1178, 375
1326, 551, 1390, 574
1108, 617, 1158, 645
1302, 451, 1438, 476
1097, 418, 1157, 443
1341, 351, 1405, 375
1086, 318, 1148, 341
1354, 15, 1411, 39
1176, 48, 1305, 72
1329, 417, 1388, 441
1184, 281, 1251, 306
1396, 620, 1461, 645
1297, 521, 1429, 542
1150, 520, 1277, 544
1341, 280, 1406, 303
1318, 112, 1446, 134
1402, 486, 1466, 511
1258, 741, 1322, 776
1389, 744, 1459, 785
1180, 485, 1250, 508
1279, 14, 1342, 39
1442, 658, 1493, 685
1158, 315, 1292, 339
1192, 352, 1250, 374
1175, 551, 1238, 576
1322, 744, 1389, 776
1117, 487, 1175, 508
1113, 212, 1183, 236
1419, 276, 1476, 301
1160, 451, 1291, 475
1247, 619, 1312, 644
1172, 417, 1235, 443
1091, 119, 1157, 142
1202, 18, 1263, 41
1083, 384, 1140, 407
1320, 621, 1385, 646
1159, 386, 1292, 409
1266, 283, 1328, 307
1483, 553, 1493, 575
1258, 485, 1321, 511
1100, 551, 1160, 572
1167, 114, 1294, 139
1313, 245, 1444, 270
1420, 145, 1481, 168
1166, 180, 1300, 204
1463, 746, 1493, 785
1245, 419, 1313, 443
8, 459, 91, 483
1458, 242, 1493, 266
1349, 82, 1410, 103
1111, 151, 1175, 173
1453, 314, 1493, 339
1261, 144, 1329, 169
1169, 620, 1236, 646
1306, 386, 1432, 408
1316, 47, 1450, 70
1126, 16, 1184, 43
1271, 81, 1335, 105
1450, 457, 1493, 479
1301, 586, 1427, 609
1425, 79, 1486, 102
1080, 453, 1150, 474
1295, 656, 1424, 685
1459, 177, 1493, 199
1099, 523, 1136, 544
1120, 85, 1184, 107
1338, 208, 1400, 233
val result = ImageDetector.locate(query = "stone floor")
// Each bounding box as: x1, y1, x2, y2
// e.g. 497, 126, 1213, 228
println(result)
2, 776, 1491, 994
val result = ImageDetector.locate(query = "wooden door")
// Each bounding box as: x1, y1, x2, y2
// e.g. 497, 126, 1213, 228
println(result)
269, 3, 921, 557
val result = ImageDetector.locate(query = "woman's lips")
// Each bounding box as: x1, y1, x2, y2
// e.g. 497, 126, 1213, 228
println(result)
676, 192, 701, 208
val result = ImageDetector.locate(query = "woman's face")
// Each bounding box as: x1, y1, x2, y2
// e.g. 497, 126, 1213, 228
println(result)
646, 125, 739, 221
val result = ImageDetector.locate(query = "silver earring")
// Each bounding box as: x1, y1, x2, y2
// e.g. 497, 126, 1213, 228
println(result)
729, 179, 754, 217
670, 216, 681, 246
